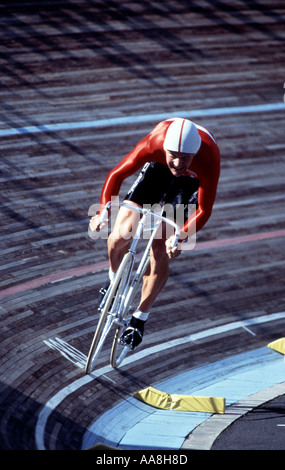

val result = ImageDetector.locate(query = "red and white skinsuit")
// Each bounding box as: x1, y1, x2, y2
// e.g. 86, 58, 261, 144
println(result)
99, 118, 220, 237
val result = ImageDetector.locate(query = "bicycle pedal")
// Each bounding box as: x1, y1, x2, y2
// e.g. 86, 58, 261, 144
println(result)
119, 326, 142, 350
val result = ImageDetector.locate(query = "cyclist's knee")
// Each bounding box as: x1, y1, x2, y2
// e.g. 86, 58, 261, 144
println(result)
108, 231, 129, 252
110, 206, 139, 243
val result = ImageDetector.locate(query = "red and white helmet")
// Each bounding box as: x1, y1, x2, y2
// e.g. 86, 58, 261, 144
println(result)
164, 118, 201, 154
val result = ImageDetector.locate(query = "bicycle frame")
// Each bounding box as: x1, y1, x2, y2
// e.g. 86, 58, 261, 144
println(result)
85, 202, 181, 372
99, 202, 180, 312
119, 202, 180, 314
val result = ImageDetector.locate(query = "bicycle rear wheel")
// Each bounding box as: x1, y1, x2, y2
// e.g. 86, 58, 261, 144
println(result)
85, 253, 133, 374
110, 254, 150, 368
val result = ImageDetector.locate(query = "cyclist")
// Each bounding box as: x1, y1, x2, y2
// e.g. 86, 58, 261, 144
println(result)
89, 117, 220, 350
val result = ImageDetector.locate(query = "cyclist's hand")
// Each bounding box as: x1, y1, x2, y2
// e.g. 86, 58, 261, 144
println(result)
165, 236, 180, 259
89, 214, 108, 232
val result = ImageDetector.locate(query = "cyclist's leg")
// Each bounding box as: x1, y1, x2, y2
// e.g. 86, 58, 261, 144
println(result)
120, 231, 169, 349
139, 234, 169, 313
98, 202, 140, 303
107, 201, 140, 274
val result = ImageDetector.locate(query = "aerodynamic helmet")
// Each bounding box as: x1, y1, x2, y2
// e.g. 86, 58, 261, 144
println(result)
164, 118, 201, 154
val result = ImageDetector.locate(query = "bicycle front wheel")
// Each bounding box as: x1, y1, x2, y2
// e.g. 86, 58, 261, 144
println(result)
85, 253, 133, 374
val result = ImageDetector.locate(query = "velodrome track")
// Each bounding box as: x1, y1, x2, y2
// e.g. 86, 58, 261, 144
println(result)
1, 0, 285, 451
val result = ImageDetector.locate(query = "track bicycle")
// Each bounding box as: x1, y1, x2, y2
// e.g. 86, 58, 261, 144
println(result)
85, 202, 181, 374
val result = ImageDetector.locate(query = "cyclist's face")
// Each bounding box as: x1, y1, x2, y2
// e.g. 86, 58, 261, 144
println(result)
165, 150, 195, 177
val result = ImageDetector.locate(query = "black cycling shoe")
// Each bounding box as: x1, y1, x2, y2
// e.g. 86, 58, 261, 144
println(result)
120, 316, 145, 350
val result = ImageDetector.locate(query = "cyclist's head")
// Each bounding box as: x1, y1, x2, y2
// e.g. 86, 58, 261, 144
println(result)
164, 118, 201, 155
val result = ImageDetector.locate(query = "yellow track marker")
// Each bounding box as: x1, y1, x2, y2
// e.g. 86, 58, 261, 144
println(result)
133, 386, 225, 414
267, 338, 285, 355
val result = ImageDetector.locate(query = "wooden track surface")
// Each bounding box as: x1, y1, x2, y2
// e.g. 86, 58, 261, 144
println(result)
0, 0, 285, 450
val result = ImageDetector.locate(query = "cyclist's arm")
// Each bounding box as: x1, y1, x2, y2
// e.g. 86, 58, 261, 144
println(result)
99, 137, 152, 208
99, 120, 170, 208
182, 154, 220, 237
